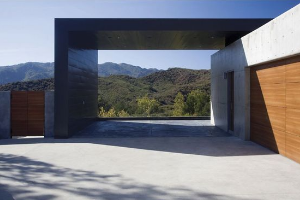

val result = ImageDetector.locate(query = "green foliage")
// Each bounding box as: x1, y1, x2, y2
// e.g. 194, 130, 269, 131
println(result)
0, 78, 55, 91
1, 68, 212, 117
184, 90, 210, 116
118, 110, 130, 117
97, 68, 210, 117
99, 107, 130, 117
99, 107, 117, 117
173, 92, 185, 116
136, 96, 160, 116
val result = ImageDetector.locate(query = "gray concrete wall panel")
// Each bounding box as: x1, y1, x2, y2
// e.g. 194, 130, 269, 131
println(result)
0, 92, 11, 139
211, 4, 300, 140
45, 91, 54, 138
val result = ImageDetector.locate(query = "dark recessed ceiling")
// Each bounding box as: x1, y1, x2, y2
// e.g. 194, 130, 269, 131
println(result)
59, 18, 271, 50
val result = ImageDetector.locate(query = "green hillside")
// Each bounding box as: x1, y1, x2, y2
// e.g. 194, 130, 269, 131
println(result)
98, 68, 210, 116
0, 68, 211, 116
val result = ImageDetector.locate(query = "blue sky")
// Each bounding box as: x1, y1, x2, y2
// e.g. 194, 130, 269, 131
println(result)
0, 0, 299, 69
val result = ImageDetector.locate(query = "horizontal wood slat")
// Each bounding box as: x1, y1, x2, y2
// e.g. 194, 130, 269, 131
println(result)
11, 91, 28, 136
250, 55, 300, 164
286, 56, 300, 83
250, 83, 285, 107
28, 91, 45, 105
11, 91, 44, 137
251, 104, 285, 132
286, 108, 300, 137
250, 64, 285, 85
251, 123, 285, 154
286, 82, 300, 109
286, 133, 300, 163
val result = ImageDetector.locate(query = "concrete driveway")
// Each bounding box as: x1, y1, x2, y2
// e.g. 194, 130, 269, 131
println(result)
1, 122, 300, 200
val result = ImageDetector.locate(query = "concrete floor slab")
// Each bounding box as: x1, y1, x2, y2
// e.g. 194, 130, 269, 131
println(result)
75, 120, 229, 138
0, 121, 300, 200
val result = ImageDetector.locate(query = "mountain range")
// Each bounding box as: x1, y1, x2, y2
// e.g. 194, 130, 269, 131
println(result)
0, 62, 160, 85
0, 67, 211, 116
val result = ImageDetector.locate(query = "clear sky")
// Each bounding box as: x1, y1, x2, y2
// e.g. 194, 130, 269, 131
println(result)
0, 0, 299, 69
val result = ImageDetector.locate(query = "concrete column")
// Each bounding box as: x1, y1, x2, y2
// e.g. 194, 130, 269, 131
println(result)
0, 91, 11, 139
45, 90, 54, 137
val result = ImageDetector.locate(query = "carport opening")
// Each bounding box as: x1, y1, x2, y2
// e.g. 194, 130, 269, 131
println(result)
55, 19, 270, 137
97, 50, 215, 119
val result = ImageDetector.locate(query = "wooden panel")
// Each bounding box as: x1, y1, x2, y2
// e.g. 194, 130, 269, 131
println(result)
286, 133, 300, 163
28, 91, 45, 105
286, 108, 300, 137
251, 104, 285, 132
11, 91, 28, 136
251, 123, 285, 154
28, 91, 44, 136
250, 55, 300, 164
250, 64, 285, 85
27, 120, 44, 136
251, 83, 285, 107
28, 106, 44, 120
10, 91, 44, 137
286, 82, 300, 109
286, 56, 300, 83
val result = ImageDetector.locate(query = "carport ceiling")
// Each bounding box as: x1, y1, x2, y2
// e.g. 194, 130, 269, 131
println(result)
70, 31, 241, 50
58, 18, 272, 50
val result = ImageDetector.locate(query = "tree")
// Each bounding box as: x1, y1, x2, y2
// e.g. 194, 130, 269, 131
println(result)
98, 107, 117, 117
136, 96, 160, 116
173, 92, 185, 116
118, 110, 130, 117
185, 90, 210, 116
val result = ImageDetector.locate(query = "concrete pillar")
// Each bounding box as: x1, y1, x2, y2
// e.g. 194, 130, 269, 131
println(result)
0, 91, 11, 139
45, 90, 54, 137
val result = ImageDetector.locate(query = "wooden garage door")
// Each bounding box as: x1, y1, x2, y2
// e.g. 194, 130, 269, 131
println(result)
11, 91, 45, 136
250, 55, 300, 163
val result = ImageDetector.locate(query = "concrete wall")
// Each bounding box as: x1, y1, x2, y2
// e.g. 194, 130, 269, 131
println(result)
45, 91, 54, 137
67, 48, 98, 136
211, 4, 300, 140
0, 91, 10, 139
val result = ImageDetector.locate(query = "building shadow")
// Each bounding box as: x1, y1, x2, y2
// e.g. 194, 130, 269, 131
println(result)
74, 120, 230, 138
0, 135, 275, 158
0, 153, 259, 200
249, 62, 282, 154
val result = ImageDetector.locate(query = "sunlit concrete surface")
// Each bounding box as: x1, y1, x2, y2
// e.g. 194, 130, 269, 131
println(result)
1, 122, 300, 200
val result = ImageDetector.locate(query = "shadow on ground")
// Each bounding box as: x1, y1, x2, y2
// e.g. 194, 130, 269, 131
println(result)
0, 121, 275, 157
74, 120, 229, 138
0, 137, 274, 157
0, 153, 258, 200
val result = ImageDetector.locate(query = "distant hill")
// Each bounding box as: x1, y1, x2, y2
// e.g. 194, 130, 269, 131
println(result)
0, 62, 160, 85
0, 78, 54, 91
0, 68, 210, 116
0, 62, 54, 85
98, 62, 160, 77
98, 68, 210, 114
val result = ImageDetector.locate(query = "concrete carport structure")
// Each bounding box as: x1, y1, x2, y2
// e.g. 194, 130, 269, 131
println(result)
54, 18, 270, 138
211, 4, 300, 163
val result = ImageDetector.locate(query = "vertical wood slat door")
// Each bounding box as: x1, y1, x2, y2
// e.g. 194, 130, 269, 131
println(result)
250, 55, 300, 163
11, 91, 45, 137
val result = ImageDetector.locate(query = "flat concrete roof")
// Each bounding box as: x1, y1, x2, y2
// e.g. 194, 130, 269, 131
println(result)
56, 18, 271, 50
